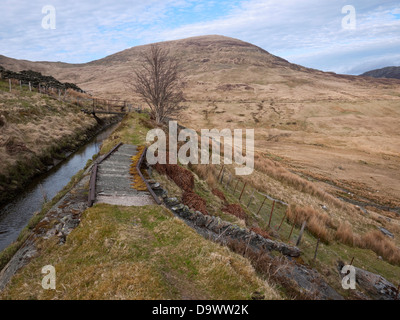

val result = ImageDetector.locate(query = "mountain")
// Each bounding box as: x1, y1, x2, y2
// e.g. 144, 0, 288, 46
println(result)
1, 35, 399, 100
361, 66, 400, 80
1, 35, 400, 212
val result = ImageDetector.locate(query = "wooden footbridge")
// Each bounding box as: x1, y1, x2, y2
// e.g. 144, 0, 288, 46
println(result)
80, 98, 136, 115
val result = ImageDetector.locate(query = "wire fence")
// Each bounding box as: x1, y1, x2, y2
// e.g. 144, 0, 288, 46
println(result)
2, 76, 398, 288
1, 77, 139, 114
214, 163, 400, 284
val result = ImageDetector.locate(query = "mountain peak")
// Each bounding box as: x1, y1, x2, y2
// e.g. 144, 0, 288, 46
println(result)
361, 66, 400, 80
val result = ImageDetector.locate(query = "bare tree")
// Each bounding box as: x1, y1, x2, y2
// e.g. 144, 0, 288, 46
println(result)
132, 44, 185, 124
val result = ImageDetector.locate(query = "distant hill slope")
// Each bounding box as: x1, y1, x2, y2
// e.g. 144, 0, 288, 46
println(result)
2, 35, 400, 270
361, 66, 400, 80
1, 35, 399, 101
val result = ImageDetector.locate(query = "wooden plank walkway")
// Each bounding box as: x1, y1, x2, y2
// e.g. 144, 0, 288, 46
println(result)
91, 144, 156, 207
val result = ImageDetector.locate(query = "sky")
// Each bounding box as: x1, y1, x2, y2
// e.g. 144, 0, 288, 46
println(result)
0, 0, 400, 75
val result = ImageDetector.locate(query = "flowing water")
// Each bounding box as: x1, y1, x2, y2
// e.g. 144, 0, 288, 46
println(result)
0, 124, 117, 252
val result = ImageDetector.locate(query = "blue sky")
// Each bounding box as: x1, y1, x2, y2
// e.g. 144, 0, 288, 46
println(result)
0, 0, 400, 74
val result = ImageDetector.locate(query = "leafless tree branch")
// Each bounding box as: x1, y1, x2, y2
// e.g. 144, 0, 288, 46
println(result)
131, 45, 185, 124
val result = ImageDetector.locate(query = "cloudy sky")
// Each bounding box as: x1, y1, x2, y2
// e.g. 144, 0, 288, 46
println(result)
1, 0, 399, 74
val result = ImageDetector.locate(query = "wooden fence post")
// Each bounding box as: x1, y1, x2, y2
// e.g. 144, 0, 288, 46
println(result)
257, 197, 267, 215
29, 82, 32, 92
220, 167, 225, 184
239, 182, 247, 201
217, 166, 224, 180
233, 179, 239, 194
296, 221, 307, 246
226, 174, 233, 188
9, 79, 11, 92
247, 190, 255, 208
313, 238, 320, 261
277, 211, 286, 231
268, 200, 276, 228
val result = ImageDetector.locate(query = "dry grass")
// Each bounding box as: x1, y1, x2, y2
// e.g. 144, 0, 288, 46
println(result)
188, 163, 218, 189
212, 188, 227, 203
222, 204, 247, 221
154, 155, 195, 192
129, 145, 147, 191
0, 83, 114, 204
336, 222, 355, 246
286, 205, 334, 243
254, 154, 345, 209
182, 191, 209, 215
334, 222, 400, 265
356, 230, 400, 265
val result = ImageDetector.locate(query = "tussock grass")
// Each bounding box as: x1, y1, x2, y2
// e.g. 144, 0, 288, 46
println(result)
254, 153, 345, 209
335, 222, 355, 246
356, 230, 400, 265
334, 221, 400, 265
0, 83, 116, 205
286, 205, 334, 243
129, 145, 147, 191
188, 163, 218, 189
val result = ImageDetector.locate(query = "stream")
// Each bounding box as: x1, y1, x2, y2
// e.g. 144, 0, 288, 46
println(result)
0, 123, 118, 252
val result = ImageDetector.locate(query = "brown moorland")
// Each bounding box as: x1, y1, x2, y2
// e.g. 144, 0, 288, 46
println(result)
1, 34, 400, 266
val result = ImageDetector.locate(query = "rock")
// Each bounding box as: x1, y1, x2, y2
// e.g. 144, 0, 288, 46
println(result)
179, 207, 192, 219
251, 291, 265, 300
356, 206, 369, 215
0, 240, 37, 292
165, 197, 179, 206
204, 215, 215, 228
163, 192, 301, 258
379, 227, 394, 239
337, 261, 398, 300
276, 260, 344, 300
161, 189, 168, 198
151, 182, 161, 190
171, 204, 184, 211
320, 204, 328, 211
0, 67, 83, 91
194, 214, 207, 227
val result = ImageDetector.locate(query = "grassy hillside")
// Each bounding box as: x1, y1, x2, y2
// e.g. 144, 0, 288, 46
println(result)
1, 35, 399, 299
1, 35, 399, 215
0, 78, 111, 205
2, 111, 399, 300
0, 112, 280, 300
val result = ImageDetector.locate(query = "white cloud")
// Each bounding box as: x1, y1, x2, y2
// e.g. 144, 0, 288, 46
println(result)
152, 0, 400, 74
0, 0, 400, 74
